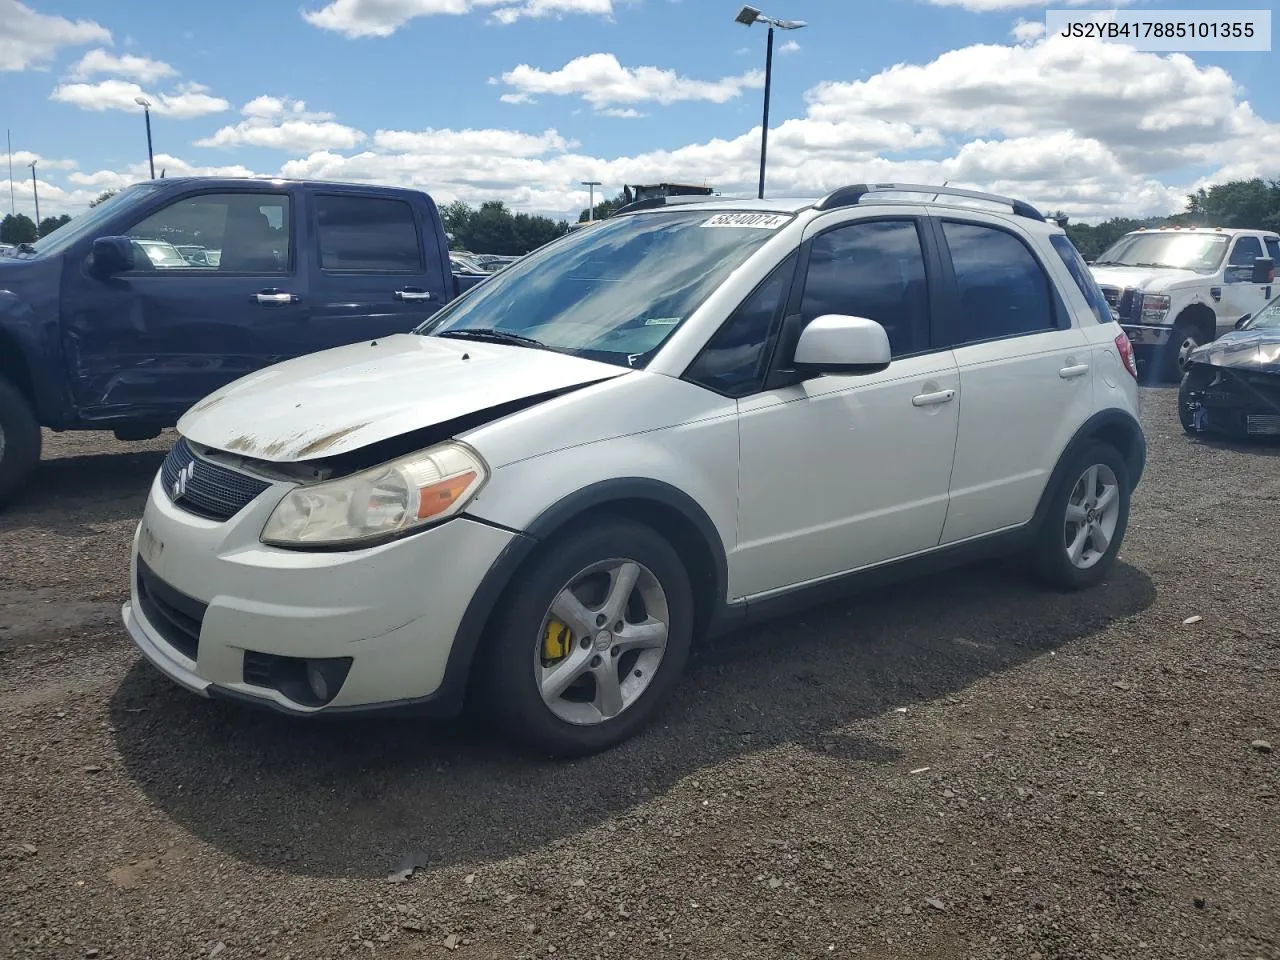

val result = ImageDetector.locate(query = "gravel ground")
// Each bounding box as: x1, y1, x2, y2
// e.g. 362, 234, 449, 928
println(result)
1, 386, 1278, 960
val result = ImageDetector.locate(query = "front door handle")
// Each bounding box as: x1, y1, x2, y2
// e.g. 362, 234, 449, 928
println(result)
395, 288, 432, 302
912, 389, 956, 407
252, 290, 299, 305
1059, 363, 1090, 379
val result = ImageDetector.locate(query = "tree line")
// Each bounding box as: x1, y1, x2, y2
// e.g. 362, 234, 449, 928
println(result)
6, 178, 1280, 256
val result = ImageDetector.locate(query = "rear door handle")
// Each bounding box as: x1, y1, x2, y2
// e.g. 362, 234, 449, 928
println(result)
252, 290, 299, 305
912, 389, 956, 407
395, 288, 432, 302
1059, 363, 1090, 379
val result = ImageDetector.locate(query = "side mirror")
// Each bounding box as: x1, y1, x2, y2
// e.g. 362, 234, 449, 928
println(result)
792, 314, 891, 377
1252, 256, 1275, 284
90, 236, 135, 277
1235, 315, 1251, 330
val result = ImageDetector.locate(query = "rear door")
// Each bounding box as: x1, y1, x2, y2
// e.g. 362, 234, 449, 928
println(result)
307, 191, 448, 346
932, 214, 1094, 545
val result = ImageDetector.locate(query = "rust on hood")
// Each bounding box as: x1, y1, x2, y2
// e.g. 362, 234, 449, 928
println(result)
293, 423, 371, 459
217, 424, 371, 461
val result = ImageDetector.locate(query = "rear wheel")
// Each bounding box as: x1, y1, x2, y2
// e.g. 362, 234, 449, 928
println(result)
0, 377, 41, 507
1029, 442, 1131, 591
482, 517, 694, 757
1178, 372, 1200, 435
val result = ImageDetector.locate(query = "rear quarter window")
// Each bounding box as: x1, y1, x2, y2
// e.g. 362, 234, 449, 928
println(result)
1050, 234, 1113, 324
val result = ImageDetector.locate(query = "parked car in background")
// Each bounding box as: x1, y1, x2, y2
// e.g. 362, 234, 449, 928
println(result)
1089, 226, 1278, 382
1178, 292, 1280, 438
122, 183, 1144, 757
0, 176, 488, 504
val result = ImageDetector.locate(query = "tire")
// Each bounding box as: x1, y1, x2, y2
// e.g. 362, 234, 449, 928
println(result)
1029, 442, 1131, 591
1177, 374, 1199, 436
1159, 317, 1205, 384
0, 377, 42, 506
482, 516, 694, 758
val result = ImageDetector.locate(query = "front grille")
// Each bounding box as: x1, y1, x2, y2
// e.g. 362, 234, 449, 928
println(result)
136, 557, 207, 662
160, 437, 272, 522
1247, 414, 1280, 435
1099, 285, 1141, 323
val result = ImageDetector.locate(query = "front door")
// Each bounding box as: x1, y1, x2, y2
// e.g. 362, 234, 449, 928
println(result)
308, 192, 449, 345
733, 214, 960, 599
1221, 235, 1274, 332
62, 189, 309, 423
932, 216, 1094, 544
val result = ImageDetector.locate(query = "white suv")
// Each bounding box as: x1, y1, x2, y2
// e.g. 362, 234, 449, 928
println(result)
122, 184, 1147, 757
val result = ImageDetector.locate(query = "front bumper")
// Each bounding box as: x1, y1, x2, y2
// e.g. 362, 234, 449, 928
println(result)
1180, 364, 1280, 438
123, 469, 518, 716
1121, 323, 1172, 348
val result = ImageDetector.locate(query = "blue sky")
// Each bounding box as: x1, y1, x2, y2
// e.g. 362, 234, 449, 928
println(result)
2, 0, 1278, 222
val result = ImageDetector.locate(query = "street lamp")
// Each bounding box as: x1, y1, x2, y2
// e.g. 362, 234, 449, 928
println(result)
28, 160, 40, 236
581, 180, 602, 221
734, 5, 806, 199
135, 96, 155, 179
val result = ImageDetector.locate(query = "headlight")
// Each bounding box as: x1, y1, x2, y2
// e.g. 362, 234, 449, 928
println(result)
1140, 294, 1171, 323
260, 441, 488, 548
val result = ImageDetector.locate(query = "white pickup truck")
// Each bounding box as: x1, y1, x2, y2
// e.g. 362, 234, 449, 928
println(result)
1089, 226, 1278, 382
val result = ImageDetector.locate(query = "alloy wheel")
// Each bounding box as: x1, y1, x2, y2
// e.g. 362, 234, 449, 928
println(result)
1063, 463, 1121, 570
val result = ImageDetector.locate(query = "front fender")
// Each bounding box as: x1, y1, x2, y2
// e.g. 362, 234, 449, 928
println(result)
0, 291, 68, 425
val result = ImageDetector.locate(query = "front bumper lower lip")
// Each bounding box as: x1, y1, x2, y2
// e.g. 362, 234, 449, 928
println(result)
123, 599, 211, 698
1122, 323, 1172, 346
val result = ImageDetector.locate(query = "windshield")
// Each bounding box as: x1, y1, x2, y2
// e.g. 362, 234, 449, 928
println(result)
1244, 295, 1280, 331
421, 209, 791, 368
1094, 232, 1228, 272
27, 184, 163, 257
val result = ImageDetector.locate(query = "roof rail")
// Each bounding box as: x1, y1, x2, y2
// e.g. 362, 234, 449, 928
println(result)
813, 182, 1045, 222
609, 194, 718, 217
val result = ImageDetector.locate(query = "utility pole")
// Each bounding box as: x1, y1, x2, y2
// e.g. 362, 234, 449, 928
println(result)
6, 129, 14, 216
581, 180, 601, 221
734, 6, 807, 200
135, 97, 155, 179
29, 160, 40, 235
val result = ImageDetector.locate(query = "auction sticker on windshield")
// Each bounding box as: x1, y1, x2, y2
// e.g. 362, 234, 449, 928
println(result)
701, 212, 791, 229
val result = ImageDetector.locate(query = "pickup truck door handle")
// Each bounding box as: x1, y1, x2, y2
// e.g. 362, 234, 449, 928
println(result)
252, 290, 299, 305
395, 288, 432, 302
912, 389, 956, 407
1059, 363, 1090, 379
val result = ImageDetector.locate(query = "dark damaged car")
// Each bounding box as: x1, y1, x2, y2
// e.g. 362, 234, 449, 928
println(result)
1179, 294, 1280, 439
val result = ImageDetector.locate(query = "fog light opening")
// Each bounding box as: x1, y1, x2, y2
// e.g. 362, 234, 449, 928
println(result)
306, 660, 331, 702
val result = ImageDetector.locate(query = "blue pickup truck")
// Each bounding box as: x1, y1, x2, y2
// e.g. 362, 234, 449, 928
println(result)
0, 177, 486, 503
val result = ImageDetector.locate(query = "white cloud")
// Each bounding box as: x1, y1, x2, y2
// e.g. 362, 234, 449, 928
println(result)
0, 0, 111, 72
50, 79, 231, 119
498, 54, 764, 110
69, 49, 178, 84
194, 96, 360, 151
779, 40, 801, 55
22, 31, 1280, 229
1010, 18, 1045, 44
599, 107, 645, 118
302, 0, 613, 37
6, 150, 77, 170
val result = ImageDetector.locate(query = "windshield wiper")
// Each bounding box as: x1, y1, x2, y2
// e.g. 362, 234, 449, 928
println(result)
1092, 260, 1123, 266
1131, 261, 1182, 269
435, 328, 548, 350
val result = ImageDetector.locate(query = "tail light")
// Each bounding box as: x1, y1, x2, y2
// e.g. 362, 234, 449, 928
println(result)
1115, 331, 1138, 379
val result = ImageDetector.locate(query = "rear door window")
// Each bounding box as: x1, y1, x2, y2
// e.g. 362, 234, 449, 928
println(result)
1051, 234, 1113, 324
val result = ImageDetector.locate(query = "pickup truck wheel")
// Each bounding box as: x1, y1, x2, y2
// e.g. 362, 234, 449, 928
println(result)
1159, 319, 1204, 384
1028, 442, 1131, 591
0, 378, 42, 506
482, 517, 694, 758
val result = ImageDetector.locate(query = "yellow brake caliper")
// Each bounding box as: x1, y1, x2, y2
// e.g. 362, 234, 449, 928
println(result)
542, 618, 574, 666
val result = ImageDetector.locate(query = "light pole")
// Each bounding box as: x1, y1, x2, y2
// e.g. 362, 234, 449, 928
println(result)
29, 160, 40, 236
734, 6, 806, 199
581, 180, 601, 221
135, 96, 155, 179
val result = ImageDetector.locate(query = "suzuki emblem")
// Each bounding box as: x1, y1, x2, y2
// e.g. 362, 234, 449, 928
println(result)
172, 461, 194, 501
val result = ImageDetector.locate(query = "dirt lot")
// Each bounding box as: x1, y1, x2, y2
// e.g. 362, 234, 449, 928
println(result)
1, 386, 1277, 960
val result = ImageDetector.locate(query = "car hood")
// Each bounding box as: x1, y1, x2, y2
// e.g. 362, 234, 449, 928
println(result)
177, 333, 631, 462
1187, 329, 1280, 373
1089, 265, 1203, 293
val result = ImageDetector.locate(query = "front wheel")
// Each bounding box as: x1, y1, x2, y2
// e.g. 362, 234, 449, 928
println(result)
1159, 318, 1204, 384
482, 517, 694, 757
1029, 443, 1131, 591
0, 377, 42, 507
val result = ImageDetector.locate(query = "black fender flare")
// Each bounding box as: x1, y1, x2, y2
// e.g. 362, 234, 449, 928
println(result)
435, 478, 731, 714
1027, 409, 1147, 538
